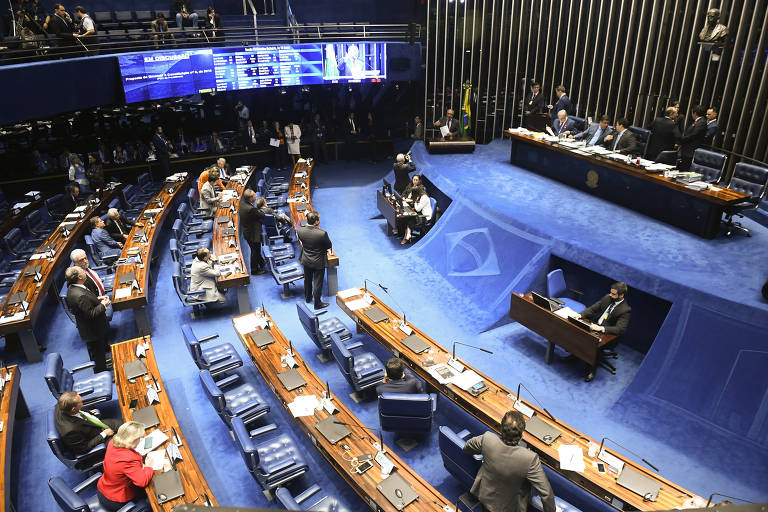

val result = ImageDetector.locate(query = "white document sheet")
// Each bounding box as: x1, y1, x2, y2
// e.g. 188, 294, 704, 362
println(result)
136, 429, 169, 456
338, 288, 362, 299
554, 307, 578, 319
288, 394, 320, 417
558, 444, 585, 472
233, 313, 268, 335
427, 363, 459, 385
344, 298, 370, 311
452, 369, 484, 391
440, 125, 450, 137
114, 287, 132, 300
144, 450, 169, 471
269, 138, 280, 147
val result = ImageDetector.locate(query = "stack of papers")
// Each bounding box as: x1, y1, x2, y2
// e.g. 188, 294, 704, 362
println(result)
12, 202, 31, 210
554, 307, 578, 319
136, 429, 169, 456
286, 197, 306, 203
344, 298, 370, 311
427, 363, 459, 385
452, 369, 484, 391
144, 450, 169, 471
288, 394, 320, 417
338, 288, 361, 299
558, 445, 585, 472
0, 312, 25, 324
233, 313, 268, 335
114, 288, 133, 300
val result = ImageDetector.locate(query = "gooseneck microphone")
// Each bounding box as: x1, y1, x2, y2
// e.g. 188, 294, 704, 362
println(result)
598, 437, 659, 473
516, 382, 555, 421
705, 493, 755, 507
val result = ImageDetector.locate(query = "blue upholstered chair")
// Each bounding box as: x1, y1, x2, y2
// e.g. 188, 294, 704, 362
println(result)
25, 207, 58, 237
231, 416, 308, 490
0, 188, 9, 212
3, 227, 44, 258
723, 163, 768, 237
137, 172, 162, 194
45, 193, 66, 221
263, 246, 303, 299
546, 269, 586, 312
257, 178, 287, 208
172, 219, 211, 250
49, 473, 149, 511
690, 149, 727, 184
46, 408, 107, 473
172, 261, 217, 315
378, 393, 437, 435
296, 301, 353, 352
187, 188, 208, 216
199, 369, 270, 426
84, 234, 120, 267
329, 332, 385, 394
181, 323, 243, 377
177, 202, 213, 234
569, 116, 585, 133
44, 352, 113, 407
628, 126, 651, 158
276, 484, 351, 512
262, 166, 289, 193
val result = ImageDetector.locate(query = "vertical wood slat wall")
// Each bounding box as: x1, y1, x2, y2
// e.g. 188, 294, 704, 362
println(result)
424, 0, 768, 163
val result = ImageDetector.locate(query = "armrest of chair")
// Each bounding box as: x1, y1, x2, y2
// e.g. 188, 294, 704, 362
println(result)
249, 423, 278, 438
71, 361, 96, 373
77, 387, 94, 396
231, 401, 264, 417
186, 290, 206, 296
28, 237, 46, 245
294, 484, 322, 505
262, 456, 297, 474
342, 340, 364, 351
198, 334, 220, 343
316, 309, 328, 316
116, 500, 145, 512
456, 429, 471, 439
206, 353, 231, 366
72, 472, 102, 493
430, 393, 438, 412
355, 366, 383, 379
214, 373, 240, 388
182, 247, 197, 255
9, 258, 27, 265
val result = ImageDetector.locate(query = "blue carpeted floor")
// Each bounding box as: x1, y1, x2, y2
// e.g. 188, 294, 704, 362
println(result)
7, 146, 768, 510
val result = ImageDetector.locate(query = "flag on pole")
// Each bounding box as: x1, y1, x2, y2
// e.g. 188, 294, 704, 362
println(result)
461, 81, 472, 136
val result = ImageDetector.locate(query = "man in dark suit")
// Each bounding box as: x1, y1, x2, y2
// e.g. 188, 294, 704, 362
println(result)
524, 81, 546, 115
65, 266, 111, 372
393, 153, 416, 195
647, 107, 681, 161
46, 3, 75, 47
550, 110, 576, 137
60, 182, 80, 213
54, 391, 122, 455
104, 208, 134, 243
152, 125, 172, 178
579, 282, 631, 382
433, 109, 460, 140
463, 411, 556, 512
603, 118, 638, 154
677, 105, 708, 171
547, 85, 572, 120
570, 115, 613, 146
70, 248, 113, 321
704, 107, 720, 144
343, 112, 359, 160
240, 189, 267, 275
297, 211, 332, 309
376, 358, 424, 395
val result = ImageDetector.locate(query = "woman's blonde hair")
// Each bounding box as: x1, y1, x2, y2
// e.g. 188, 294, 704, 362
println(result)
111, 421, 145, 448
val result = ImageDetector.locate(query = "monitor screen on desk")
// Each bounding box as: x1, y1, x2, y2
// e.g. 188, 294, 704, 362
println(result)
382, 178, 392, 196
392, 190, 404, 209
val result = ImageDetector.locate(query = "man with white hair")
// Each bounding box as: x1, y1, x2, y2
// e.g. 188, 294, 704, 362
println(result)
393, 152, 415, 195
65, 266, 111, 372
214, 157, 229, 179
551, 109, 576, 137
70, 249, 114, 321
104, 208, 134, 243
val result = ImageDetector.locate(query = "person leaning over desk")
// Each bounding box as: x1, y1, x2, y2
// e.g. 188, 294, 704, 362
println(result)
96, 422, 154, 511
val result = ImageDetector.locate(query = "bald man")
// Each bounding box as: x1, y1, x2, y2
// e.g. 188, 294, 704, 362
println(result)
70, 249, 113, 321
551, 110, 576, 137
434, 109, 460, 139
104, 208, 134, 242
65, 266, 111, 372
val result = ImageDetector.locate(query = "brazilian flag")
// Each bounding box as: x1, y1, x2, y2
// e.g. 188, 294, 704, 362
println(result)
461, 81, 472, 136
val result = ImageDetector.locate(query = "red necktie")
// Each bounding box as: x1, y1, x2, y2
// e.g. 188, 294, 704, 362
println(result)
86, 268, 105, 295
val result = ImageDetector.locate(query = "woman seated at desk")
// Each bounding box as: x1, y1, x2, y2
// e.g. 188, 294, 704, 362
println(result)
403, 174, 423, 203
401, 185, 433, 245
97, 422, 154, 511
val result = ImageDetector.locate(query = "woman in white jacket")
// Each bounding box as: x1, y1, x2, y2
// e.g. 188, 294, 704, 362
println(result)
401, 185, 432, 245
285, 121, 302, 166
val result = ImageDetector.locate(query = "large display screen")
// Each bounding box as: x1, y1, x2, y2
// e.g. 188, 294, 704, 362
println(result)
119, 42, 387, 103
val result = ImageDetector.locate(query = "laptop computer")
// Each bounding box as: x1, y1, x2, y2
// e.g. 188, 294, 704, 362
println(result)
567, 316, 593, 332
402, 334, 430, 354
6, 292, 27, 305
249, 329, 274, 349
132, 405, 160, 428
377, 471, 419, 511
363, 307, 388, 324
277, 368, 306, 391
616, 467, 661, 501
314, 416, 351, 444
531, 291, 562, 312
119, 272, 137, 285
154, 467, 185, 504
123, 359, 148, 380
524, 415, 561, 445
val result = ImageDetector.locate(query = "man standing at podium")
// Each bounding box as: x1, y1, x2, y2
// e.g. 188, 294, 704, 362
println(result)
433, 109, 460, 140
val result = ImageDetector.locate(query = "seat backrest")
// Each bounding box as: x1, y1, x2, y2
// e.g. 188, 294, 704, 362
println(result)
729, 163, 768, 200
93, 11, 112, 22
172, 218, 183, 240
137, 172, 150, 188
546, 268, 567, 298
123, 184, 136, 200
135, 10, 153, 21
26, 209, 42, 229
329, 332, 352, 378
691, 149, 727, 183
84, 235, 101, 265
45, 193, 64, 215
187, 188, 197, 207
169, 239, 181, 264
275, 487, 303, 510
59, 282, 77, 324
44, 352, 73, 397
114, 10, 133, 22
48, 475, 89, 512
181, 323, 204, 367
628, 126, 650, 157
438, 425, 481, 488
177, 202, 189, 222
296, 300, 320, 339
231, 416, 259, 471
3, 227, 22, 252
199, 370, 226, 416
570, 116, 585, 132
379, 393, 434, 432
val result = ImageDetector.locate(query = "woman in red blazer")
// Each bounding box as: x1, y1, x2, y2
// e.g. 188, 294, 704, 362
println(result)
97, 421, 155, 511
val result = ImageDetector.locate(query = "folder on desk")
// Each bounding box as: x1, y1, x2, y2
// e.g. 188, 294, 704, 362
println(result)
525, 415, 561, 445
223, 227, 236, 237
216, 216, 230, 224
363, 307, 388, 324
616, 467, 661, 501
6, 292, 28, 305
39, 243, 56, 253
377, 471, 419, 511
154, 468, 185, 504
402, 334, 430, 354
132, 230, 146, 242
132, 405, 160, 429
296, 204, 307, 212
119, 272, 137, 285
141, 212, 155, 220
123, 359, 148, 380
61, 222, 77, 231
314, 416, 351, 444
249, 329, 274, 349
277, 368, 306, 391
24, 265, 43, 277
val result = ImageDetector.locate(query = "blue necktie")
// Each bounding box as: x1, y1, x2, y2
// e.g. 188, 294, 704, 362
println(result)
613, 131, 623, 150
588, 128, 602, 146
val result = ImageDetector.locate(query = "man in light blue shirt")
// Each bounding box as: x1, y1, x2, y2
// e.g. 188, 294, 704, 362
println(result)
90, 217, 122, 256
570, 115, 613, 146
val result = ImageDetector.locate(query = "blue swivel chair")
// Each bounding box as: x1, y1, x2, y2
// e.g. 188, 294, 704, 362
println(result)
723, 163, 768, 237
172, 219, 211, 250
231, 416, 308, 490
263, 246, 304, 298
137, 172, 162, 194
546, 269, 586, 312
569, 116, 586, 133
199, 369, 270, 427
47, 408, 107, 473
262, 167, 289, 193
44, 352, 113, 407
84, 234, 120, 267
329, 332, 385, 394
378, 393, 437, 435
628, 126, 651, 158
690, 149, 727, 184
45, 193, 66, 221
49, 473, 149, 511
3, 227, 44, 258
276, 484, 351, 512
296, 301, 354, 352
181, 323, 243, 378
177, 202, 213, 234
25, 207, 59, 237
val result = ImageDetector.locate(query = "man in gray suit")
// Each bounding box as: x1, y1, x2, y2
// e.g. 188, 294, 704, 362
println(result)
297, 211, 332, 309
200, 171, 221, 218
463, 411, 556, 512
570, 115, 613, 146
603, 117, 638, 154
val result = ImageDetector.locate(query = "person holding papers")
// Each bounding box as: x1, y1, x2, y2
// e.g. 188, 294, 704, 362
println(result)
433, 109, 460, 140
578, 282, 631, 382
550, 110, 576, 137
463, 411, 556, 512
54, 391, 123, 455
97, 421, 154, 511
190, 247, 230, 303
272, 121, 288, 170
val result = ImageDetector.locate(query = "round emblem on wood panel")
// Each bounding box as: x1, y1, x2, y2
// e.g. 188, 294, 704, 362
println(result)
586, 170, 599, 189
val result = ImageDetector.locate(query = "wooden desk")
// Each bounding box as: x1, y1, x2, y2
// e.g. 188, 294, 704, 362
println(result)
231, 309, 452, 512
503, 131, 748, 238
288, 161, 340, 295
0, 185, 123, 362
0, 365, 30, 512
211, 167, 253, 315
112, 174, 192, 335
508, 293, 616, 372
111, 337, 218, 511
0, 193, 46, 241
425, 136, 476, 154
336, 288, 699, 511
377, 190, 417, 237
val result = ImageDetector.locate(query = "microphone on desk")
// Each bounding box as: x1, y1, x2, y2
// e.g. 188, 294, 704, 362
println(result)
516, 382, 555, 421
598, 437, 659, 473
706, 493, 755, 507
371, 281, 409, 328
333, 419, 385, 454
448, 341, 493, 373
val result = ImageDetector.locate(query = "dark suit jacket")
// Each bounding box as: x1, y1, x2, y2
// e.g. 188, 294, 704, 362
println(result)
297, 225, 332, 269
580, 295, 631, 336
239, 199, 265, 244
679, 117, 707, 158
66, 284, 109, 342
54, 403, 106, 455
376, 373, 423, 395
525, 92, 546, 114
647, 117, 680, 160
104, 215, 133, 241
61, 194, 78, 213
551, 94, 572, 119
574, 123, 613, 145
393, 162, 415, 194
551, 117, 576, 135
704, 119, 720, 144
606, 129, 638, 154
464, 432, 556, 512
345, 117, 360, 137
153, 133, 171, 157
438, 117, 460, 136
47, 13, 75, 44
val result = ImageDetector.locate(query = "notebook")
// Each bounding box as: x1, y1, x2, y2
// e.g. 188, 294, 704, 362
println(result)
363, 307, 388, 323
119, 272, 137, 285
377, 471, 419, 511
154, 468, 185, 503
277, 368, 306, 391
525, 415, 561, 445
132, 405, 160, 428
401, 334, 430, 354
314, 416, 351, 444
616, 467, 661, 501
123, 359, 148, 380
249, 329, 274, 349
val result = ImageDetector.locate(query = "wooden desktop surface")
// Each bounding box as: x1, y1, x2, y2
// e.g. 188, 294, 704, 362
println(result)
232, 309, 452, 512
503, 131, 747, 206
0, 186, 123, 335
0, 365, 22, 512
0, 194, 46, 240
112, 175, 192, 311
288, 161, 339, 268
111, 337, 218, 511
336, 288, 699, 511
211, 168, 253, 289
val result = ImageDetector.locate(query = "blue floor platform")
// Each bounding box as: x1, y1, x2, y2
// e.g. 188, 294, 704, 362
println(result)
5, 139, 768, 510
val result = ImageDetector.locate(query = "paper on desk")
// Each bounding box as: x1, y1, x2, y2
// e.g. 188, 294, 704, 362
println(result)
427, 363, 459, 385
29, 253, 47, 260
74, 205, 88, 212
12, 202, 31, 210
440, 125, 450, 137
233, 313, 268, 335
269, 138, 280, 147
297, 158, 307, 163
0, 312, 25, 324
452, 369, 484, 391
558, 445, 585, 472
114, 287, 132, 300
222, 190, 238, 200
554, 307, 578, 320
344, 298, 370, 311
144, 450, 169, 471
286, 197, 306, 203
136, 429, 169, 456
288, 394, 320, 417
338, 288, 362, 299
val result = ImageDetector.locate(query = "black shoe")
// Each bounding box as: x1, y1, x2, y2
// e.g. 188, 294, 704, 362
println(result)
251, 269, 266, 275
305, 297, 312, 304
314, 302, 330, 309
585, 371, 595, 383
